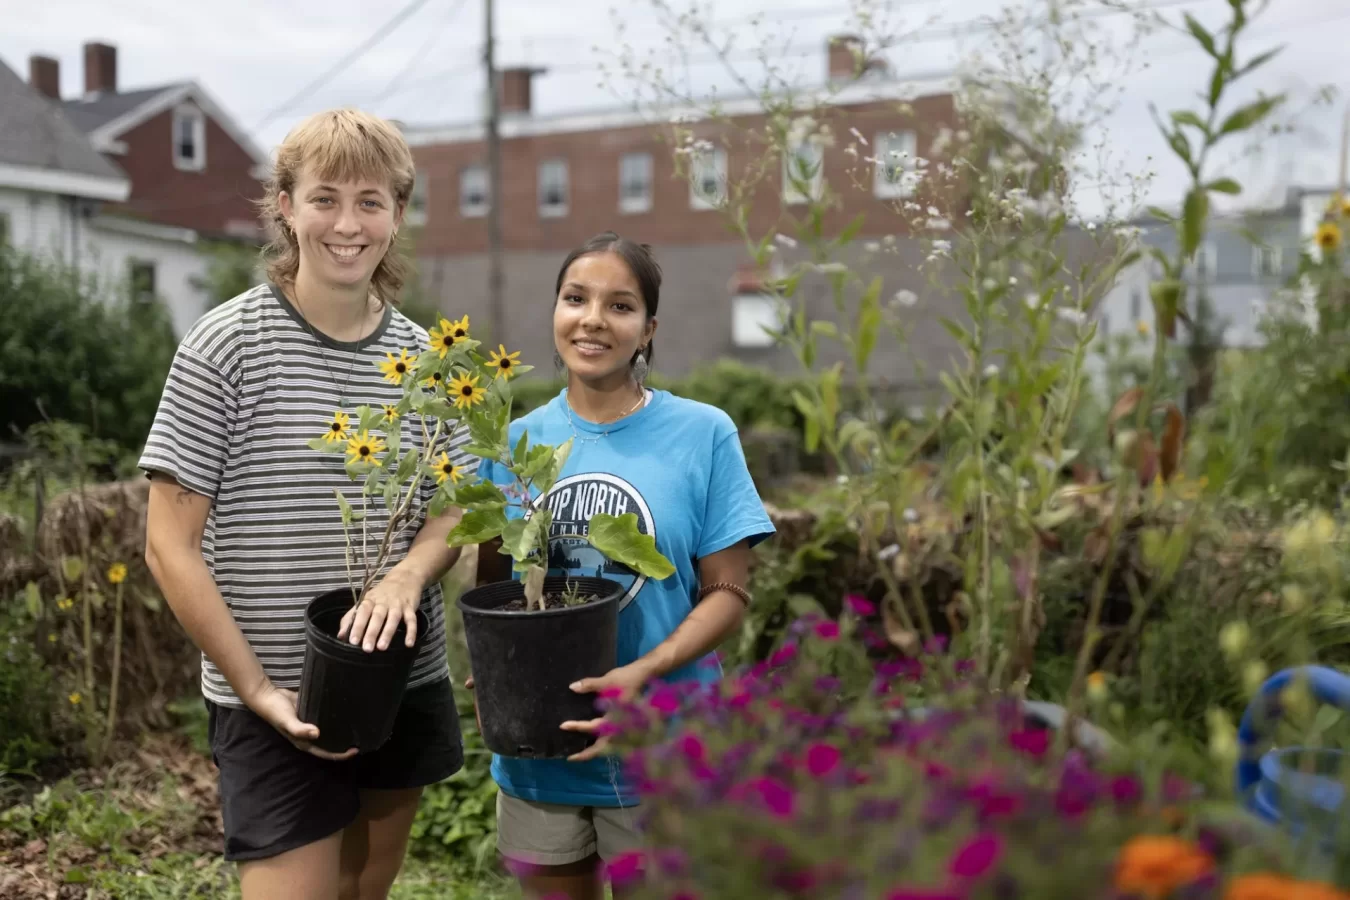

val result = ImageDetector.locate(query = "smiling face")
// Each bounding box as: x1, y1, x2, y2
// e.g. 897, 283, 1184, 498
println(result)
553, 252, 657, 388
278, 169, 402, 292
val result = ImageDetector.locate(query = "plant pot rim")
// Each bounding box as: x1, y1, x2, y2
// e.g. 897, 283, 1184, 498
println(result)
457, 576, 625, 619
305, 588, 427, 661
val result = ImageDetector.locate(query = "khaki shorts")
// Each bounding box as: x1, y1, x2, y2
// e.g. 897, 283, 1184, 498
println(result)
495, 791, 643, 866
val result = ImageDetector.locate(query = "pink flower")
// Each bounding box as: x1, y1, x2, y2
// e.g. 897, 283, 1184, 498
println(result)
599, 686, 626, 700
677, 732, 706, 763
805, 742, 842, 778
814, 620, 841, 640
752, 776, 796, 819
605, 850, 646, 887
649, 686, 681, 715
887, 890, 961, 900
948, 832, 1002, 879
769, 642, 799, 667
672, 893, 700, 900
846, 594, 877, 615
1008, 728, 1049, 758
1110, 774, 1141, 806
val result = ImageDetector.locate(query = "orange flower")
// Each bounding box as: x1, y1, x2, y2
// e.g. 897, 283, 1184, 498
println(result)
1226, 873, 1350, 900
1115, 835, 1213, 899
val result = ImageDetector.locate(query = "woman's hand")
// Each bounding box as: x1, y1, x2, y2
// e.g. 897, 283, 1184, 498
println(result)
246, 679, 357, 761
339, 568, 423, 652
559, 662, 653, 762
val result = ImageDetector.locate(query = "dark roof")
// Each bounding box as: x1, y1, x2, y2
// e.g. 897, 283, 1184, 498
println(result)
0, 58, 125, 181
61, 84, 181, 134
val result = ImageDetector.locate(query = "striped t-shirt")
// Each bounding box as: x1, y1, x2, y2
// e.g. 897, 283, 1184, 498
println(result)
139, 283, 473, 708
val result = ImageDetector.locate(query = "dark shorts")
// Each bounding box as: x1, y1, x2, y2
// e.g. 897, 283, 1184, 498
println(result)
206, 677, 463, 862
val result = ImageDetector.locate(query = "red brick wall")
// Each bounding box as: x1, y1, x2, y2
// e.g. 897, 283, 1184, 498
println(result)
412, 92, 958, 257
108, 108, 263, 237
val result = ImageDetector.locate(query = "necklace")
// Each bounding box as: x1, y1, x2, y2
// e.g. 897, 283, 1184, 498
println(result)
564, 388, 647, 444
291, 287, 370, 408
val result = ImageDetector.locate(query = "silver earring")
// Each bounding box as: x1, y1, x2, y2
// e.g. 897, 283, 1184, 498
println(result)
632, 353, 649, 384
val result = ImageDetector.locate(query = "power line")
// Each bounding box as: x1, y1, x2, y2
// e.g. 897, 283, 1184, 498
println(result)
248, 0, 439, 134
370, 0, 473, 109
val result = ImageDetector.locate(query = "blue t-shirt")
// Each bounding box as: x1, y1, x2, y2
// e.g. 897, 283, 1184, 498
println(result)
478, 388, 775, 807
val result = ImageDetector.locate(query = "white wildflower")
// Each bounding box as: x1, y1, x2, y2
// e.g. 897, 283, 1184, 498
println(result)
1024, 293, 1041, 310
982, 278, 998, 291
864, 242, 881, 253
774, 233, 798, 249
845, 145, 859, 158
892, 289, 918, 308
883, 235, 896, 247
849, 127, 867, 146
878, 543, 901, 561
903, 508, 920, 523
926, 206, 941, 217
836, 474, 849, 485
927, 217, 950, 231
903, 201, 922, 212
914, 157, 929, 168
1008, 276, 1018, 285
816, 262, 848, 274
983, 364, 1000, 378
1057, 307, 1088, 326
931, 239, 952, 255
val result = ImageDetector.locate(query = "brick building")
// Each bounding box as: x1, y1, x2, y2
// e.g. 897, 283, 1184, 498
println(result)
405, 37, 963, 388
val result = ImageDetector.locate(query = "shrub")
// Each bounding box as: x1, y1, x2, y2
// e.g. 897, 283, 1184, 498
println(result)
408, 692, 499, 872
0, 594, 57, 777
0, 247, 177, 454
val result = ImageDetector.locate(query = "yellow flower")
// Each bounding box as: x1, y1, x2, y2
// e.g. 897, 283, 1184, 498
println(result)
434, 452, 465, 485
378, 348, 414, 384
488, 345, 522, 380
1087, 671, 1108, 702
57, 597, 73, 611
429, 316, 470, 358
345, 430, 386, 464
1316, 221, 1342, 252
424, 370, 445, 391
449, 372, 486, 410
48, 633, 57, 643
69, 692, 82, 705
323, 410, 351, 443
382, 405, 400, 425
1136, 319, 1150, 337
107, 563, 127, 585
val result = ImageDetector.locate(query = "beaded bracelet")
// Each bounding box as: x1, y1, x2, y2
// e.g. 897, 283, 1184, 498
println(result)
697, 581, 752, 607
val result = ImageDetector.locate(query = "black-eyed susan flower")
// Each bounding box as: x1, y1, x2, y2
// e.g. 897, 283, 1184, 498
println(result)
323, 410, 351, 443
345, 430, 386, 464
449, 372, 486, 410
428, 319, 461, 358
107, 563, 127, 585
434, 452, 465, 485
382, 405, 400, 425
488, 344, 522, 380
378, 348, 414, 383
448, 315, 470, 340
1316, 221, 1342, 252
424, 370, 445, 391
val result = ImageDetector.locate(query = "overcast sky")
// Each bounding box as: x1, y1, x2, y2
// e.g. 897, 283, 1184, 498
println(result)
3, 0, 1346, 218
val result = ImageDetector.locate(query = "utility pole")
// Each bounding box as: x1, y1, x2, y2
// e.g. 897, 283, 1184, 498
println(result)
1338, 101, 1349, 198
484, 0, 505, 346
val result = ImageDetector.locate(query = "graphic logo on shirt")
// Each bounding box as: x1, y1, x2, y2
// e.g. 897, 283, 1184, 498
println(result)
537, 473, 654, 611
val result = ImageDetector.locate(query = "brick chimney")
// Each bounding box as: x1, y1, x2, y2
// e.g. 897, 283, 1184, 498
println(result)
83, 41, 117, 95
498, 67, 541, 115
827, 34, 864, 82
29, 55, 60, 100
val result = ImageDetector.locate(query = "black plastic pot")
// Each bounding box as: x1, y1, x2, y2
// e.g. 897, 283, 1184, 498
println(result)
296, 588, 429, 754
457, 576, 623, 759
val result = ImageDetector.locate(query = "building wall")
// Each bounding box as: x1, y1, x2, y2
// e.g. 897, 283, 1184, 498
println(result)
106, 103, 262, 238
411, 93, 959, 256
0, 186, 209, 336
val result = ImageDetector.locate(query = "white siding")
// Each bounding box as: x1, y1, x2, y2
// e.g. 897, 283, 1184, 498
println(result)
0, 186, 209, 336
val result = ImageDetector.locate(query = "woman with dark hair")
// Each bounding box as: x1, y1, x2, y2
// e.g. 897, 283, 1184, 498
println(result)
473, 231, 775, 899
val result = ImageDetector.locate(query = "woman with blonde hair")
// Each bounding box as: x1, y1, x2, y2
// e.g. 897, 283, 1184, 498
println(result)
142, 108, 471, 899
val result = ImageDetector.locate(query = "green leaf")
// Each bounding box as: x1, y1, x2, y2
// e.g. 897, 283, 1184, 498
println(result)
1145, 206, 1176, 224
1206, 177, 1241, 195
394, 448, 419, 483
308, 437, 346, 454
451, 481, 508, 509
335, 490, 354, 527
1170, 110, 1209, 133
499, 518, 532, 561
429, 490, 451, 518
1234, 46, 1282, 80
1181, 187, 1208, 258
447, 508, 508, 547
513, 430, 530, 466
356, 405, 381, 435
24, 582, 41, 619
820, 364, 842, 432
383, 476, 398, 509
534, 439, 573, 499
587, 513, 676, 580
1217, 95, 1283, 137
1166, 129, 1193, 167
811, 320, 839, 339
61, 556, 84, 583
855, 276, 882, 371
384, 422, 402, 456
519, 443, 557, 481
835, 212, 866, 247
1183, 13, 1217, 57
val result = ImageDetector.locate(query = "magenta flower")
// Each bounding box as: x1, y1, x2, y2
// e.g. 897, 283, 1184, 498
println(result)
887, 890, 962, 900
1110, 774, 1141, 806
605, 850, 646, 887
649, 686, 681, 715
677, 732, 706, 763
846, 594, 877, 615
813, 620, 841, 640
1007, 728, 1049, 758
671, 893, 700, 900
599, 686, 626, 700
769, 642, 799, 667
751, 776, 796, 819
805, 742, 842, 778
948, 832, 1002, 879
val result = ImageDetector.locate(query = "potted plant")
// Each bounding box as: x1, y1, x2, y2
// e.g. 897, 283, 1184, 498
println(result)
301, 316, 673, 758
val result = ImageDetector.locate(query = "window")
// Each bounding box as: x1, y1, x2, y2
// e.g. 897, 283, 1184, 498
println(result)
689, 145, 727, 210
129, 260, 156, 303
0, 211, 9, 247
459, 165, 488, 218
1252, 244, 1282, 278
538, 159, 569, 218
732, 292, 783, 348
874, 130, 918, 199
619, 153, 653, 214
1129, 288, 1142, 322
782, 141, 823, 205
1191, 241, 1218, 280
172, 106, 206, 171
406, 173, 429, 226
